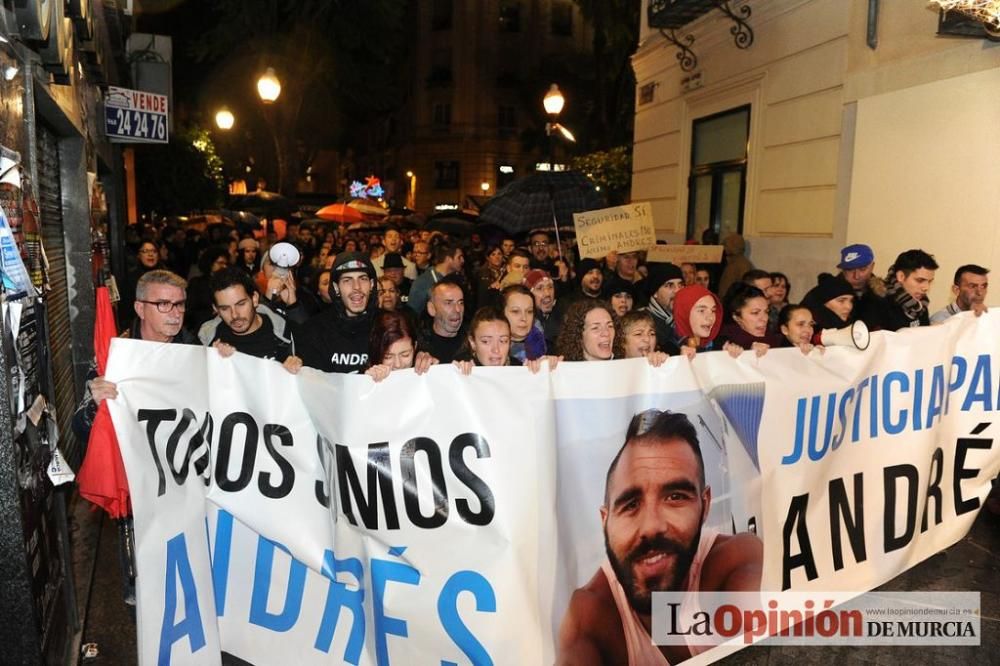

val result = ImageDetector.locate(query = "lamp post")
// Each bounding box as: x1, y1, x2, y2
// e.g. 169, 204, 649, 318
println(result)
214, 107, 235, 131
543, 83, 575, 172
405, 170, 417, 210
256, 67, 285, 193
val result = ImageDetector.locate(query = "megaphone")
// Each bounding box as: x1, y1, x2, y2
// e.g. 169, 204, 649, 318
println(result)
268, 242, 301, 278
820, 320, 870, 350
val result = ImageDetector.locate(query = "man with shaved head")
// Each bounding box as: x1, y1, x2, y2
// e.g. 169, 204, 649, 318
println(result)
558, 410, 762, 665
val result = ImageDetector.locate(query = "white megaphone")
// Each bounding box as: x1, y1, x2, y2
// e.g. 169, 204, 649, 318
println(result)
820, 320, 870, 350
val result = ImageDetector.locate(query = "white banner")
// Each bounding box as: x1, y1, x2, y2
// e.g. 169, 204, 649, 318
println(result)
104, 311, 1000, 665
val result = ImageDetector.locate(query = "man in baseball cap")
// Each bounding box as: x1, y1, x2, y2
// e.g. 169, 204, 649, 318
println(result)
835, 243, 887, 330
297, 252, 380, 373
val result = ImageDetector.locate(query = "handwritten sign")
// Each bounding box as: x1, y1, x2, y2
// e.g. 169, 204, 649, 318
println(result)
573, 203, 656, 259
646, 244, 724, 264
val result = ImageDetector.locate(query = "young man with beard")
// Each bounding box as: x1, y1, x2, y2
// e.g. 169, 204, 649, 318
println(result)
297, 252, 380, 373
642, 263, 684, 351
558, 410, 762, 665
198, 267, 302, 373
420, 277, 466, 363
564, 258, 604, 307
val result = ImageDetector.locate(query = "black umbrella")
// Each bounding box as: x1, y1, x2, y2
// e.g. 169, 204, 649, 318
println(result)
425, 211, 479, 237
228, 191, 296, 218
479, 171, 603, 236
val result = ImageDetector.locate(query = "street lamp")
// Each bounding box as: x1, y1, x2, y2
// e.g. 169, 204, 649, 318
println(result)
256, 67, 281, 103
256, 67, 285, 193
543, 83, 575, 172
480, 181, 490, 193
214, 107, 235, 131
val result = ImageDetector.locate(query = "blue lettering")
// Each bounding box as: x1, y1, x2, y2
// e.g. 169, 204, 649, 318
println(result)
868, 374, 880, 439
314, 550, 366, 663
783, 398, 807, 464
159, 533, 207, 666
372, 549, 421, 666
927, 365, 945, 428
911, 369, 924, 431
960, 354, 993, 412
882, 371, 909, 435
438, 571, 496, 666
852, 377, 870, 444
249, 537, 307, 632
831, 388, 854, 451
806, 395, 825, 462
947, 355, 968, 414
210, 509, 234, 616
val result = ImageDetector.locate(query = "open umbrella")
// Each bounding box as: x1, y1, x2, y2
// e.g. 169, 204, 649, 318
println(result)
229, 190, 296, 218
316, 203, 364, 224
76, 286, 130, 518
479, 171, 603, 235
347, 197, 389, 219
425, 213, 478, 237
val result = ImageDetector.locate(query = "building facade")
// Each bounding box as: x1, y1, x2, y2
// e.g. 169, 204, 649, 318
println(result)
373, 0, 594, 212
0, 2, 132, 662
631, 0, 1000, 305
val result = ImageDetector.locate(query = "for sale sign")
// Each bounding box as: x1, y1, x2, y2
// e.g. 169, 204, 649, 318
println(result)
104, 87, 169, 144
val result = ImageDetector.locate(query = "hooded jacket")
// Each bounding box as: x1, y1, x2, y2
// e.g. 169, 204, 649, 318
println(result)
670, 286, 723, 354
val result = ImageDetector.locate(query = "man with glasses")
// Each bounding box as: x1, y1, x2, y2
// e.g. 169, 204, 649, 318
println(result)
298, 252, 380, 373
529, 230, 570, 293
73, 269, 197, 442
411, 240, 432, 275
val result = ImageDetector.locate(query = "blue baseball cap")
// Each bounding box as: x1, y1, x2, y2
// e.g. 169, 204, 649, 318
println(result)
837, 244, 874, 270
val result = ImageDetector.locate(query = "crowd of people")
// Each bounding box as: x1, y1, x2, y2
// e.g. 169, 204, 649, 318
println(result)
81, 219, 992, 395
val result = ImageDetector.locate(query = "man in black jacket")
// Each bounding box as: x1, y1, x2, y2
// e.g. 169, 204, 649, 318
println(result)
297, 252, 379, 373
198, 267, 302, 372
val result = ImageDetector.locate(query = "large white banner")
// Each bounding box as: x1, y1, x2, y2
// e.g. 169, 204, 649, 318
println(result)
104, 311, 1000, 665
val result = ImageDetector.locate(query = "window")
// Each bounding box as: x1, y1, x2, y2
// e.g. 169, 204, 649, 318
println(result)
428, 48, 453, 87
432, 0, 452, 30
687, 106, 750, 241
432, 102, 452, 128
434, 161, 460, 189
499, 1, 521, 32
551, 2, 573, 36
497, 105, 516, 130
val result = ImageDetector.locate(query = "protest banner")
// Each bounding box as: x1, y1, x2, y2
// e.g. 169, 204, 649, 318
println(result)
573, 202, 656, 259
104, 311, 1000, 665
646, 244, 725, 264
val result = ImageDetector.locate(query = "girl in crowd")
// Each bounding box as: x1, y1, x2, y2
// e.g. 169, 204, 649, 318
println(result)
364, 310, 437, 381
603, 276, 636, 318
315, 269, 334, 307
556, 300, 617, 361
802, 273, 855, 333
453, 307, 560, 374
501, 285, 546, 362
669, 285, 729, 358
476, 245, 505, 306
613, 311, 669, 367
778, 304, 819, 354
717, 283, 784, 355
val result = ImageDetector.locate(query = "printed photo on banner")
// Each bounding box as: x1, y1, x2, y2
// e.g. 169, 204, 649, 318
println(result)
552, 391, 764, 665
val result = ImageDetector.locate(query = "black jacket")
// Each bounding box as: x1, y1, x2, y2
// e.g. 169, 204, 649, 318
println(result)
297, 308, 373, 373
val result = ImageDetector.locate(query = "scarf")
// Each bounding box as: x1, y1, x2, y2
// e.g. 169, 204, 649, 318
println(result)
645, 297, 673, 328
884, 272, 926, 322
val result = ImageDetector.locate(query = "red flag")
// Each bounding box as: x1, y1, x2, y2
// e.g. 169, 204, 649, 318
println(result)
76, 286, 131, 518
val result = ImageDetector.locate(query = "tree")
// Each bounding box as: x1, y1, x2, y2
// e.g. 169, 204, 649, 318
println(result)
134, 125, 225, 215
570, 146, 633, 205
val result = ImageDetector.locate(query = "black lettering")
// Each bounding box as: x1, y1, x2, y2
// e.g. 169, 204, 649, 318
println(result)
315, 435, 332, 508
829, 473, 866, 570
136, 408, 177, 497
216, 412, 259, 492
781, 493, 817, 590
259, 424, 295, 499
883, 464, 918, 552
954, 430, 992, 515
921, 447, 944, 531
335, 443, 400, 529
400, 437, 449, 528
449, 433, 495, 526
164, 408, 198, 485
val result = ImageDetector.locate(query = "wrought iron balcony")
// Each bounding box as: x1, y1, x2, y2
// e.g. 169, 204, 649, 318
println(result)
647, 0, 754, 72
648, 0, 716, 30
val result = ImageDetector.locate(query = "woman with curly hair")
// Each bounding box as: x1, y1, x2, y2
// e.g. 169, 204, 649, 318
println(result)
556, 299, 617, 362
613, 310, 669, 366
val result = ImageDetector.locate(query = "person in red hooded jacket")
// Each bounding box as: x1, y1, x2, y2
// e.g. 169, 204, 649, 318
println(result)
667, 285, 742, 359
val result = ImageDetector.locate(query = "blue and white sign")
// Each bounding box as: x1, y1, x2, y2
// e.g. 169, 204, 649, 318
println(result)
104, 86, 169, 144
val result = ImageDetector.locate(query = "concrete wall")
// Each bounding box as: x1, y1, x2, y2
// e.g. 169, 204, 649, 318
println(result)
631, 0, 1000, 303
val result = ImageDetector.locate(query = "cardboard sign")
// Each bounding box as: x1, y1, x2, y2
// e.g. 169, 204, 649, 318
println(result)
573, 203, 656, 259
646, 244, 724, 264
